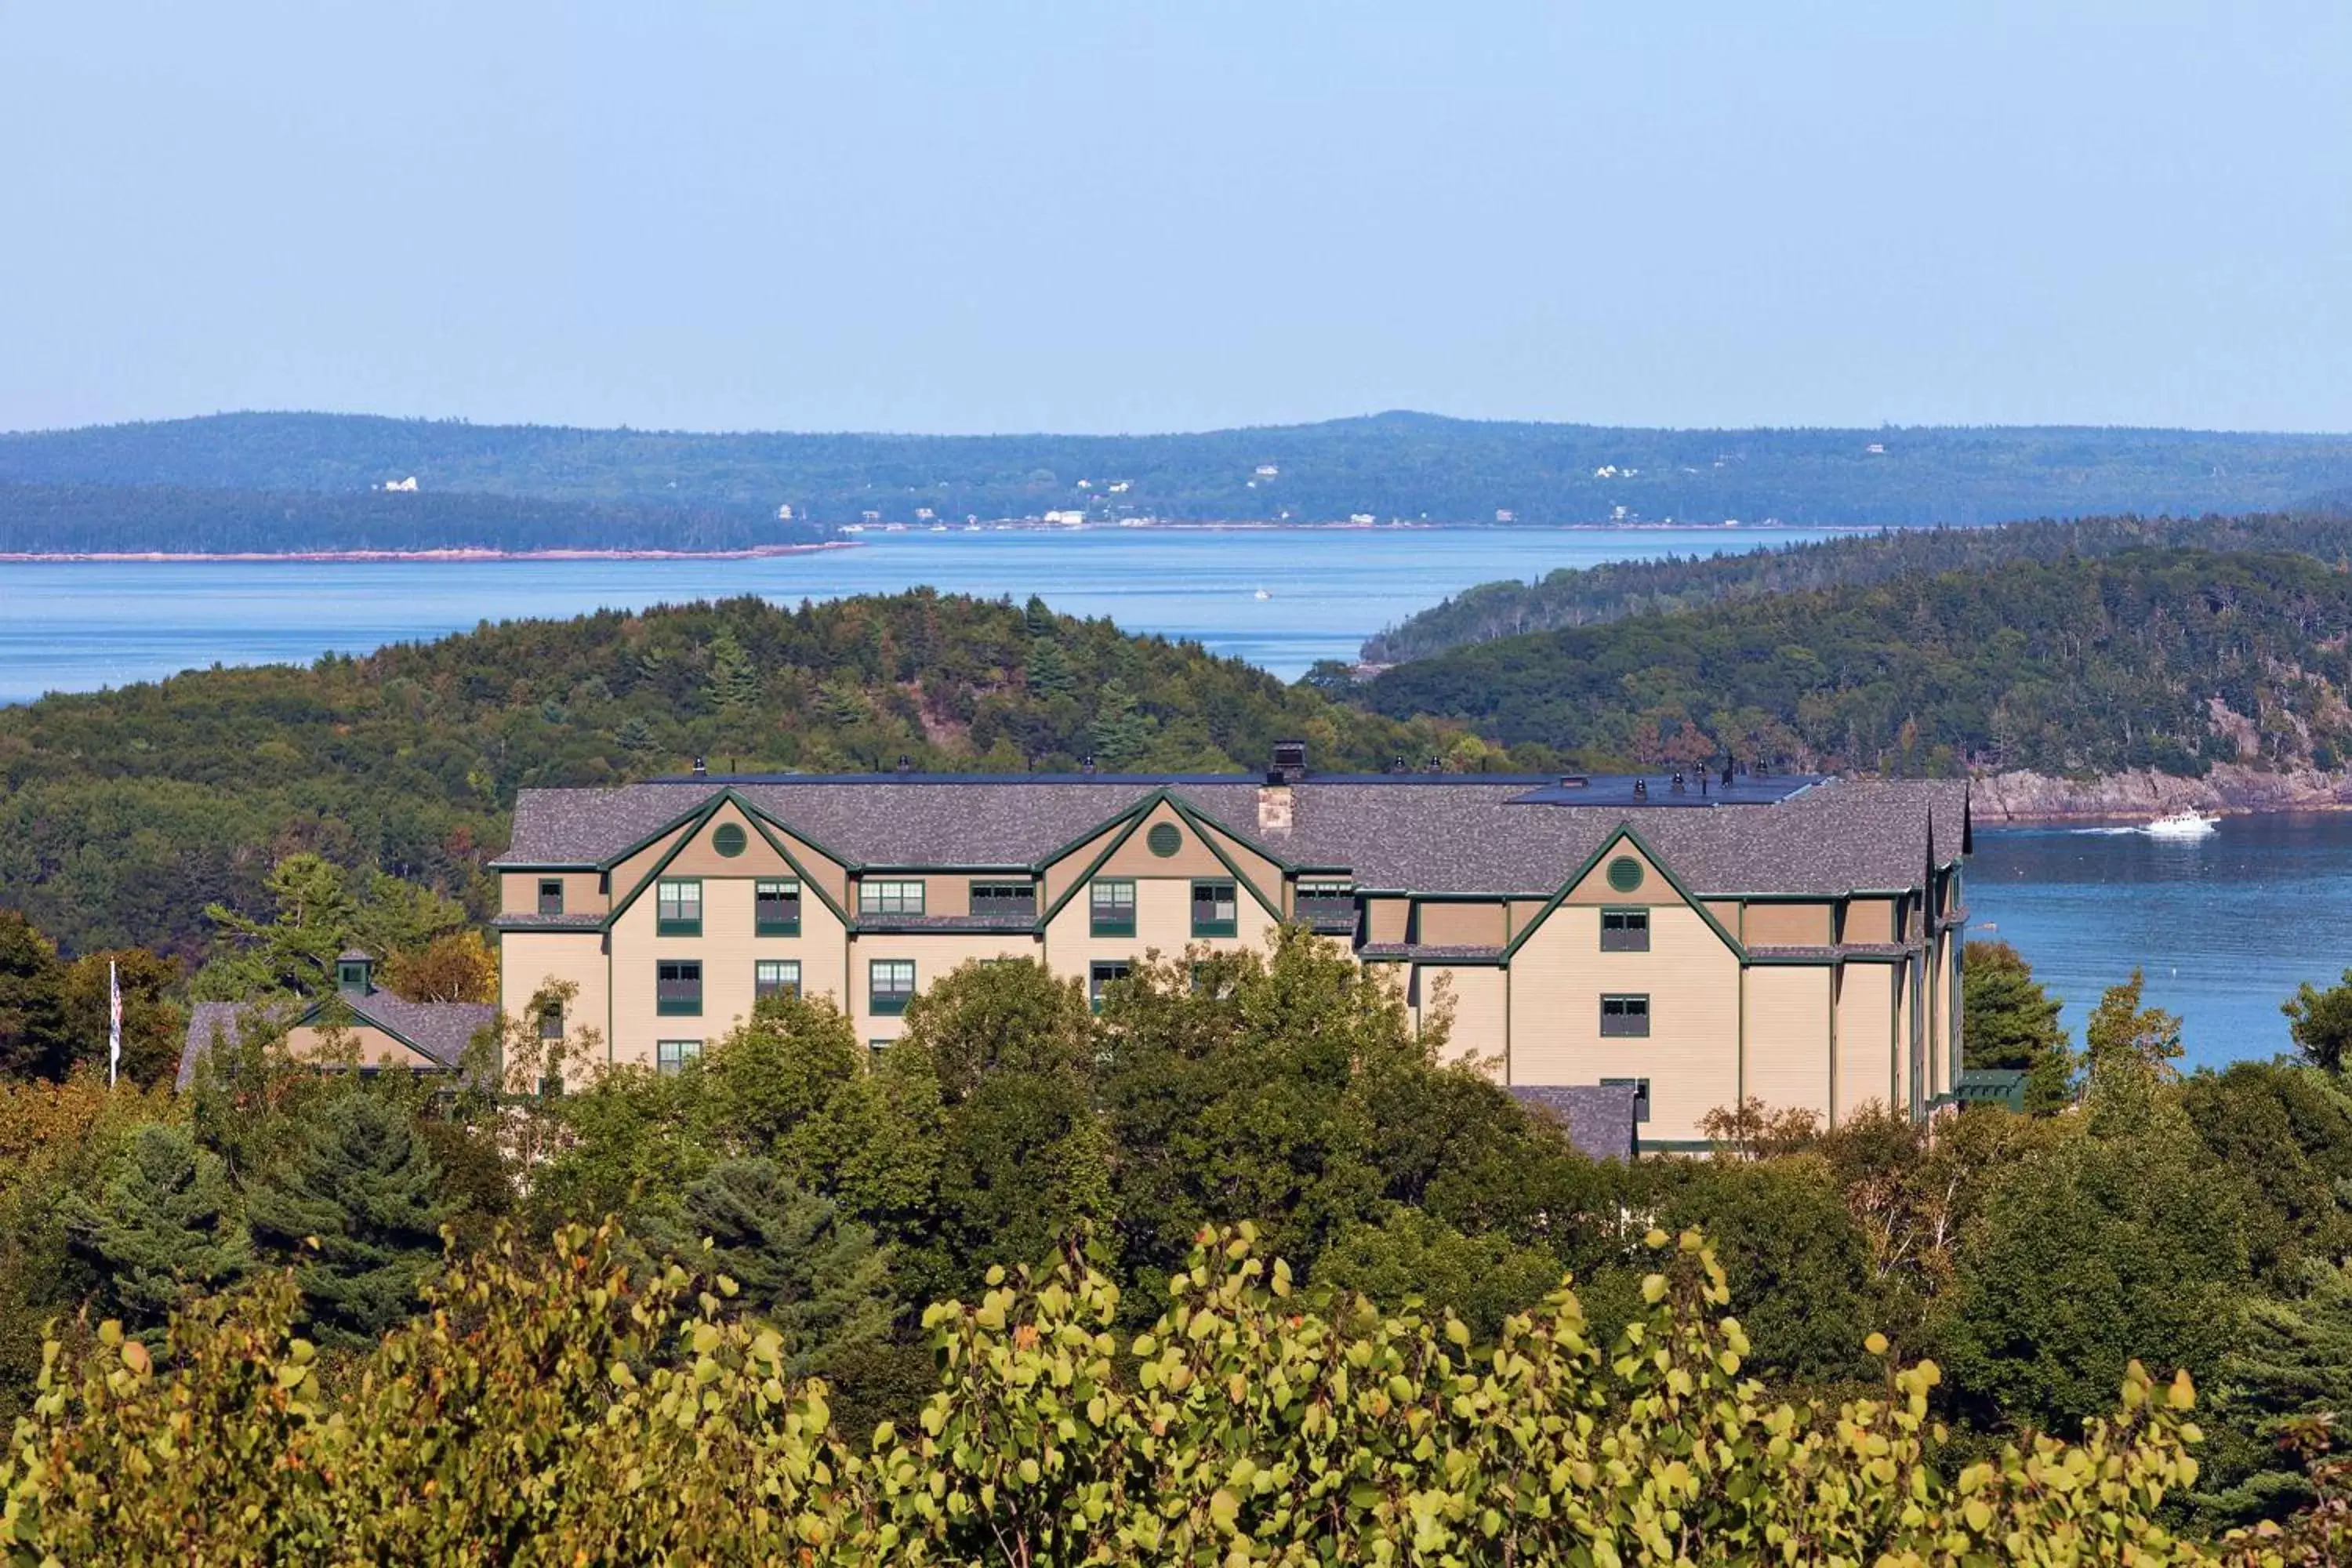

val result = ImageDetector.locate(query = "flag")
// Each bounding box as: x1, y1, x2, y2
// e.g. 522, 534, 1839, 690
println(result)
107, 960, 122, 1087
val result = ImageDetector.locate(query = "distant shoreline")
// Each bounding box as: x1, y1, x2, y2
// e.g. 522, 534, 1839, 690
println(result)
0, 540, 860, 564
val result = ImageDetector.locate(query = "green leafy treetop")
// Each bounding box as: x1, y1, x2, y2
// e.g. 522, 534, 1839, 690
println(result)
243, 1091, 456, 1344
1, 1220, 2221, 1563
2285, 970, 2352, 1076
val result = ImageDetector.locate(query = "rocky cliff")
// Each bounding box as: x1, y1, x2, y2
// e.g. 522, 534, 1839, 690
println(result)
1969, 764, 2352, 822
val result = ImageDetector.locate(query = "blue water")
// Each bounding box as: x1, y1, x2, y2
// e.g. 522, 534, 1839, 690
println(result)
3, 521, 2343, 1066
1969, 815, 2352, 1067
0, 524, 1830, 702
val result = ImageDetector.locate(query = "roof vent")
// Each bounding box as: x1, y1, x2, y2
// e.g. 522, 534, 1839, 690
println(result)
1670, 771, 1686, 794
691, 757, 708, 779
1722, 761, 1736, 787
1557, 774, 1588, 789
895, 755, 913, 774
1632, 779, 1647, 800
1389, 755, 1407, 775
1081, 753, 1097, 775
1268, 740, 1307, 786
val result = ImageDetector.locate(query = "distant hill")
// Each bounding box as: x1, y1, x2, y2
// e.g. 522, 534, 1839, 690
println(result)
5, 411, 2352, 528
1359, 506, 2352, 662
0, 593, 1432, 959
0, 481, 826, 556
1350, 547, 2352, 779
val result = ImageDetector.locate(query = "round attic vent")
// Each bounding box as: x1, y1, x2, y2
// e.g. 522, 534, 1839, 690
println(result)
713, 822, 748, 858
1146, 822, 1182, 857
1606, 855, 1645, 893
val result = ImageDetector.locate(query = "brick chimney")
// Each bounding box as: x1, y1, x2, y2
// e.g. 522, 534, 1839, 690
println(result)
1259, 741, 1305, 835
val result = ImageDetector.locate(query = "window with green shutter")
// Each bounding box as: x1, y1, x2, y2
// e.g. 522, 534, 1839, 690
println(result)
1090, 879, 1136, 937
656, 878, 702, 936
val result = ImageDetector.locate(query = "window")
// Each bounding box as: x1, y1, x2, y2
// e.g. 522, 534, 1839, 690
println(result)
538, 1004, 564, 1041
1090, 879, 1136, 937
656, 1039, 702, 1076
756, 879, 801, 936
1599, 993, 1650, 1037
1600, 908, 1650, 952
656, 960, 702, 1015
969, 880, 1036, 920
656, 878, 702, 936
860, 880, 926, 917
754, 959, 801, 1000
1089, 960, 1132, 1014
869, 959, 916, 1015
712, 822, 747, 858
1601, 1076, 1652, 1123
537, 878, 564, 916
1294, 878, 1356, 928
1191, 880, 1238, 938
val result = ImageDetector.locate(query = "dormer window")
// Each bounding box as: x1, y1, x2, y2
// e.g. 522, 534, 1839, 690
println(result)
538, 879, 564, 916
336, 952, 373, 997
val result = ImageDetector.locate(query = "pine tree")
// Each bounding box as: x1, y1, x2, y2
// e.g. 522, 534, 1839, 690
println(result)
0, 910, 72, 1080
1962, 941, 2072, 1112
615, 714, 658, 756
1087, 679, 1153, 768
706, 630, 764, 721
64, 1123, 252, 1341
245, 1092, 455, 1344
2192, 1260, 2352, 1526
1025, 636, 1076, 699
636, 1157, 895, 1373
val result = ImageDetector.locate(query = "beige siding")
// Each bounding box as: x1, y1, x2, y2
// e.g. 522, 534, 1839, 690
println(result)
1189, 817, 1286, 911
1041, 820, 1126, 909
1842, 897, 1896, 944
1743, 902, 1835, 946
609, 823, 692, 902
609, 873, 850, 1069
500, 870, 606, 919
664, 802, 796, 880
500, 930, 611, 1055
284, 1022, 439, 1073
1041, 873, 1276, 981
1365, 898, 1410, 945
1507, 901, 1740, 1145
1743, 966, 1831, 1121
1704, 901, 1743, 941
1835, 962, 1896, 1116
1417, 964, 1506, 1072
1563, 840, 1670, 906
851, 934, 1048, 1044
1414, 902, 1507, 946
1507, 900, 1551, 939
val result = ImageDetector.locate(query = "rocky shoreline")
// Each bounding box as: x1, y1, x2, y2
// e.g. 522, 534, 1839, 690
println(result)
1971, 764, 2352, 822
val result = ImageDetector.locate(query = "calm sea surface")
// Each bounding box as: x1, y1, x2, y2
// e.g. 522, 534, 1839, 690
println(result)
2, 522, 2343, 1065
1968, 815, 2352, 1068
0, 524, 1831, 701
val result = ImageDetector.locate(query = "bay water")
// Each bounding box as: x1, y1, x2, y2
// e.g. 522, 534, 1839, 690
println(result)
2, 521, 2343, 1064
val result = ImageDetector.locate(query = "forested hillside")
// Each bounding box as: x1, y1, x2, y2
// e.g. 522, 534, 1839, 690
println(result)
0, 593, 1436, 959
0, 481, 827, 555
7, 410, 2352, 528
1354, 548, 2352, 777
1362, 506, 2352, 661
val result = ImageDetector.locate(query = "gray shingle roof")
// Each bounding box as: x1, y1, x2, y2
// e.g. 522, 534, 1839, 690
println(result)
178, 995, 495, 1088
1509, 1083, 1641, 1162
493, 773, 1967, 900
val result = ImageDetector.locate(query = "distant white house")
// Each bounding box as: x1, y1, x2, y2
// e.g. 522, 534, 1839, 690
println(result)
862, 510, 883, 523
1867, 442, 1887, 455
776, 503, 795, 521
1043, 510, 1087, 525
1254, 464, 1280, 478
1592, 465, 1617, 479
915, 507, 935, 521
1348, 512, 1377, 526
1109, 480, 1131, 494
1494, 509, 1515, 524
381, 476, 419, 492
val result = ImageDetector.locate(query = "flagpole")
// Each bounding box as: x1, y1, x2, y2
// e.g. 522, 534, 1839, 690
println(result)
107, 960, 121, 1088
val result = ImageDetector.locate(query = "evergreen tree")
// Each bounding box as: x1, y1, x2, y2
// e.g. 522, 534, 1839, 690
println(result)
2191, 1260, 2352, 1526
614, 713, 658, 756
245, 1092, 455, 1344
705, 630, 764, 721
0, 910, 73, 1080
1087, 679, 1153, 768
635, 1156, 895, 1373
1962, 941, 2072, 1112
63, 1123, 252, 1341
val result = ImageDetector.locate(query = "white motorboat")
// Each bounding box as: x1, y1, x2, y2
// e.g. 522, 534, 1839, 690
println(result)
2142, 811, 2219, 838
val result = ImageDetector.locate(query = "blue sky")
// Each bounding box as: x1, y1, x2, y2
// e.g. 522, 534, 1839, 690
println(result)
2, 2, 2347, 434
